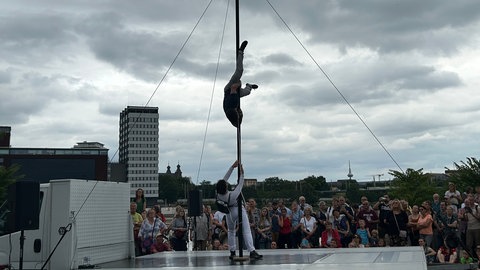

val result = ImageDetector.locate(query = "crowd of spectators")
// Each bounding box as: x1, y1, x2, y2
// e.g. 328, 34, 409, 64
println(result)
130, 183, 480, 267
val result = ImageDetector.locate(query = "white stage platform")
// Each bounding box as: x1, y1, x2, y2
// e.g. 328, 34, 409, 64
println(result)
98, 246, 428, 270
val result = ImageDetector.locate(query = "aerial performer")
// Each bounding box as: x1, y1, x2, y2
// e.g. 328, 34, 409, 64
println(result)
223, 40, 258, 128
215, 160, 263, 260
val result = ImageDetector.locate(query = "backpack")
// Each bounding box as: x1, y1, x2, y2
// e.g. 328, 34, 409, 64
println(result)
216, 193, 231, 214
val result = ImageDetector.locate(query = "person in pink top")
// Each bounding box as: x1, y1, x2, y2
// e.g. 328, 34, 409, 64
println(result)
417, 202, 434, 247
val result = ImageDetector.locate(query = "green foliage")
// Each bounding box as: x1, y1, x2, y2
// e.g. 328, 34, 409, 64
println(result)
446, 157, 480, 190
0, 165, 22, 202
388, 168, 438, 206
158, 174, 194, 204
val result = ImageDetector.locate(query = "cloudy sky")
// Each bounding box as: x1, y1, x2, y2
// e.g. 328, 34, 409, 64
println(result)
1, 0, 480, 185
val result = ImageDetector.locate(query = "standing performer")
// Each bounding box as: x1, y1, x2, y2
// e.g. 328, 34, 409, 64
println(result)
223, 40, 258, 128
216, 160, 263, 260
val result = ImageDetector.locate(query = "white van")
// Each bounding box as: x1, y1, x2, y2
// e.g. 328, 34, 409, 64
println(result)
0, 179, 134, 269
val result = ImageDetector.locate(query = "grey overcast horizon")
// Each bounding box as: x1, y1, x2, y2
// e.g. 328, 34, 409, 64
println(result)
1, 0, 479, 184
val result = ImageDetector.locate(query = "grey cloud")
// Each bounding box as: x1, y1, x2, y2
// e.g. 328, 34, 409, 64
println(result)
258, 0, 480, 55
262, 53, 302, 66
0, 12, 77, 64
0, 69, 12, 84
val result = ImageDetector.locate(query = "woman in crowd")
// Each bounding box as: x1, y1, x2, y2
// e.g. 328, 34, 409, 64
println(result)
385, 199, 408, 246
278, 207, 292, 249
300, 206, 317, 248
170, 206, 188, 251
437, 239, 457, 263
321, 221, 341, 248
419, 238, 436, 264
133, 188, 147, 214
417, 202, 434, 247
256, 207, 272, 249
407, 205, 420, 246
138, 209, 167, 254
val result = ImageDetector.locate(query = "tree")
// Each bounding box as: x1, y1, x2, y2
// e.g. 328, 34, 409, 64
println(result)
0, 165, 22, 202
388, 168, 438, 206
446, 157, 480, 190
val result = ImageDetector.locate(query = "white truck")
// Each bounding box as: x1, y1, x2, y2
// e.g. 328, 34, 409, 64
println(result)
0, 179, 134, 269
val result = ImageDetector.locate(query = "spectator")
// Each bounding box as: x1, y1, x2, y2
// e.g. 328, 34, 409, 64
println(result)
133, 188, 147, 214
377, 238, 386, 247
290, 201, 304, 248
316, 201, 328, 246
277, 199, 292, 216
153, 205, 167, 223
385, 199, 408, 246
191, 205, 210, 251
445, 182, 462, 212
151, 233, 172, 253
338, 196, 355, 231
298, 196, 311, 212
270, 241, 278, 249
355, 219, 371, 246
212, 238, 224, 250
417, 203, 434, 248
369, 229, 379, 247
356, 197, 379, 232
474, 185, 480, 204
407, 205, 420, 246
138, 209, 167, 255
213, 210, 228, 244
130, 202, 143, 256
247, 198, 260, 248
437, 240, 457, 263
278, 207, 292, 249
463, 196, 480, 258
374, 194, 391, 242
432, 201, 447, 250
460, 250, 473, 264
441, 205, 459, 249
333, 209, 351, 247
432, 194, 441, 215
327, 197, 340, 223
300, 206, 317, 247
269, 202, 280, 245
170, 206, 188, 251
419, 238, 436, 264
348, 234, 365, 248
256, 207, 272, 249
321, 220, 341, 248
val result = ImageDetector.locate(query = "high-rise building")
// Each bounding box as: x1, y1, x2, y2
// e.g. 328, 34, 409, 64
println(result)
119, 106, 159, 199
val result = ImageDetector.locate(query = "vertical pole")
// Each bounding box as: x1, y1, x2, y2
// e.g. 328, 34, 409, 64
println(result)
235, 0, 244, 258
19, 230, 25, 270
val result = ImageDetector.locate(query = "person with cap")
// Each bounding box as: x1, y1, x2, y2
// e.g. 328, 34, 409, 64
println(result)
215, 160, 262, 260
223, 40, 258, 128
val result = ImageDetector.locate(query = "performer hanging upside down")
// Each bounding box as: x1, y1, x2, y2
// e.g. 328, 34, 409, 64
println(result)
216, 160, 263, 260
223, 40, 258, 128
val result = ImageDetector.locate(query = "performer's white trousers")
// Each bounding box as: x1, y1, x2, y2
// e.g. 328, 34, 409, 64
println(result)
226, 206, 255, 252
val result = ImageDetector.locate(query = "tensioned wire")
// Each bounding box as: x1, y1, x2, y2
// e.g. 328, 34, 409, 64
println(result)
195, 0, 231, 185
109, 0, 216, 163
265, 0, 404, 173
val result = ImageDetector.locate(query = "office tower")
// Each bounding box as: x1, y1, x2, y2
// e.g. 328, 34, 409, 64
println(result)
119, 106, 159, 198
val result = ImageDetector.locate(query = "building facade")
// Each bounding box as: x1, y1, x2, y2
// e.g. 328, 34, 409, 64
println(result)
119, 106, 159, 198
0, 140, 108, 183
